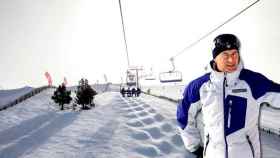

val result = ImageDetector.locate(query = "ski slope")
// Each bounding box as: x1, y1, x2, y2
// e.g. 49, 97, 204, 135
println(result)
0, 88, 279, 158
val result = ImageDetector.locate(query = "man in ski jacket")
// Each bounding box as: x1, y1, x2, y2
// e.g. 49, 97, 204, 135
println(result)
177, 34, 280, 158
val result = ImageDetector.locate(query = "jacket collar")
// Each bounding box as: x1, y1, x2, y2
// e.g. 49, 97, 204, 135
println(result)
209, 60, 243, 87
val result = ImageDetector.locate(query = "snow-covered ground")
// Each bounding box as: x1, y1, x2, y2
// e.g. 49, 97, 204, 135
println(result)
0, 86, 33, 108
0, 88, 279, 158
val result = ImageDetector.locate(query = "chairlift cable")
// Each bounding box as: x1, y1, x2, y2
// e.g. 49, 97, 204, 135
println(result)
160, 0, 260, 83
170, 0, 260, 60
118, 0, 130, 67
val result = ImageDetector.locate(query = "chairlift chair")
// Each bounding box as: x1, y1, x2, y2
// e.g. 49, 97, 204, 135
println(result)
144, 67, 156, 81
159, 71, 182, 83
145, 73, 156, 81
159, 57, 183, 83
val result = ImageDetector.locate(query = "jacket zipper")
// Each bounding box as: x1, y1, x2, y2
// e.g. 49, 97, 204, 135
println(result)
228, 100, 232, 128
223, 73, 229, 158
246, 135, 255, 158
204, 134, 210, 157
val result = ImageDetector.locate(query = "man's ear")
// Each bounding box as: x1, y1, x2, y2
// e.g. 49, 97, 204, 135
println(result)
210, 60, 221, 72
210, 60, 215, 68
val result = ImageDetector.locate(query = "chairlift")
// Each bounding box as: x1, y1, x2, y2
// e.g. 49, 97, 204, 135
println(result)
159, 58, 183, 83
159, 71, 182, 83
126, 70, 136, 86
144, 67, 156, 80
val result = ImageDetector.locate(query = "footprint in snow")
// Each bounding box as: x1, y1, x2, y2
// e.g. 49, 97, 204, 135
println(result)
148, 108, 157, 114
141, 117, 155, 125
137, 111, 149, 117
171, 134, 184, 147
154, 114, 165, 122
130, 130, 150, 140
142, 104, 151, 108
123, 113, 138, 119
126, 120, 144, 128
133, 107, 144, 112
156, 140, 174, 154
130, 103, 139, 107
142, 127, 164, 139
134, 145, 160, 157
160, 123, 174, 133
120, 105, 130, 109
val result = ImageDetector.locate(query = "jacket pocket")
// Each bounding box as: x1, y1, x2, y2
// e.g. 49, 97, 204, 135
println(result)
204, 134, 210, 157
246, 135, 255, 158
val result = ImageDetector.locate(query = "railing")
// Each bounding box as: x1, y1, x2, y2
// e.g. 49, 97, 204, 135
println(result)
0, 85, 55, 111
92, 83, 112, 93
102, 83, 111, 92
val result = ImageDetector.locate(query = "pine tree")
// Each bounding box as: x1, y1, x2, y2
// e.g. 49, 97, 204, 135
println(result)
51, 84, 72, 110
75, 78, 97, 110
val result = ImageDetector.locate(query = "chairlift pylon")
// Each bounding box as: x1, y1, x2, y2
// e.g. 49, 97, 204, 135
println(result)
126, 70, 136, 86
159, 58, 183, 83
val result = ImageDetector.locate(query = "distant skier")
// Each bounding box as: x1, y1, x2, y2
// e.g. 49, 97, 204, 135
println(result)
136, 88, 141, 97
127, 87, 131, 97
177, 34, 280, 158
120, 87, 125, 97
131, 87, 136, 97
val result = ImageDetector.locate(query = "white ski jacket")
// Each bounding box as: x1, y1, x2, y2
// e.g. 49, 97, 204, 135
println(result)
177, 62, 280, 158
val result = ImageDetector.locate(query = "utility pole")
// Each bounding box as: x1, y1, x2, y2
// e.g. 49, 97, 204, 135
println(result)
136, 69, 139, 89
127, 66, 143, 89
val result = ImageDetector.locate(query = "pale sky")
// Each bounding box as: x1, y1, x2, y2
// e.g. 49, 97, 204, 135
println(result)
0, 0, 280, 89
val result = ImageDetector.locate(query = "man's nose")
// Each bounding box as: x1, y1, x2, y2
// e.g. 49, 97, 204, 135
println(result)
227, 55, 235, 62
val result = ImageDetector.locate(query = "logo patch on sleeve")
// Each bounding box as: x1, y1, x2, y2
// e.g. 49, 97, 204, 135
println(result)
232, 88, 247, 93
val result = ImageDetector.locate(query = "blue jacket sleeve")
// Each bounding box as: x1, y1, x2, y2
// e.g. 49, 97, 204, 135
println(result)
240, 69, 280, 107
177, 73, 209, 129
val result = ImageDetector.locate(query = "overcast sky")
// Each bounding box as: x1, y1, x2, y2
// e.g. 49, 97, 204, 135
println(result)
0, 0, 280, 89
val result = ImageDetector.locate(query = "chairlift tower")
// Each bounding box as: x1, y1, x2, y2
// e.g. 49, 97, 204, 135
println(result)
127, 66, 143, 89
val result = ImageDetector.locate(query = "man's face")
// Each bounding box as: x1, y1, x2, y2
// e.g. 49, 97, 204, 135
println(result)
214, 49, 239, 73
